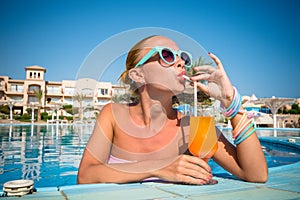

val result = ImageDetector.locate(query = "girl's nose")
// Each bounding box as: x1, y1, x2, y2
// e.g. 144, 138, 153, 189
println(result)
174, 56, 185, 69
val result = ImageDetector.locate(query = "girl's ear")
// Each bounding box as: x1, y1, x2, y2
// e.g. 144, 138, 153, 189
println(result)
128, 68, 145, 84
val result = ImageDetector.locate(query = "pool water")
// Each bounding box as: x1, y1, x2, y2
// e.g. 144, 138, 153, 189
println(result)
0, 125, 92, 187
0, 125, 299, 188
212, 128, 300, 174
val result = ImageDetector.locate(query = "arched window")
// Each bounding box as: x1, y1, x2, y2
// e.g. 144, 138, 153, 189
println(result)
28, 85, 41, 92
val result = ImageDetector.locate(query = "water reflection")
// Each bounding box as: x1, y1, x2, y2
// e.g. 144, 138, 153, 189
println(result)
9, 125, 12, 140
220, 127, 300, 138
0, 124, 93, 187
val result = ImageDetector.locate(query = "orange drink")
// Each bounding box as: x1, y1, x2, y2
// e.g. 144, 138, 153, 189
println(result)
188, 116, 218, 162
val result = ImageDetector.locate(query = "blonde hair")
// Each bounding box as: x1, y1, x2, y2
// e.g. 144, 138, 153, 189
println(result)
118, 35, 157, 97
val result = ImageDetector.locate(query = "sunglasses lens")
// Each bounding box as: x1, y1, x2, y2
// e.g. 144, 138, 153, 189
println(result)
181, 52, 191, 67
161, 49, 175, 63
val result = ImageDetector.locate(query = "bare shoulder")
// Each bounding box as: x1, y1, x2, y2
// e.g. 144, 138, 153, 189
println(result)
96, 103, 114, 125
97, 103, 128, 124
101, 102, 128, 111
100, 102, 113, 113
99, 103, 123, 116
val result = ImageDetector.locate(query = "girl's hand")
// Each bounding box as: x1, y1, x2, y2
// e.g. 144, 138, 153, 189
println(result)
155, 155, 213, 185
190, 53, 234, 108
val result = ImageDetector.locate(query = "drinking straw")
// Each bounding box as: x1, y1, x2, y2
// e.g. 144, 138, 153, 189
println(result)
182, 75, 198, 116
194, 81, 197, 117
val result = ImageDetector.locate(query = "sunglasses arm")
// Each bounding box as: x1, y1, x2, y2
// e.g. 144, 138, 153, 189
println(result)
134, 48, 158, 68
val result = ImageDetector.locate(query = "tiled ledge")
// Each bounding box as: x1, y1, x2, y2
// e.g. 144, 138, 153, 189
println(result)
2, 161, 300, 199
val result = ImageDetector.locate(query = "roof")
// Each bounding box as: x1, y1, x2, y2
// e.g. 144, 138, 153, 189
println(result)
25, 65, 46, 72
255, 115, 274, 124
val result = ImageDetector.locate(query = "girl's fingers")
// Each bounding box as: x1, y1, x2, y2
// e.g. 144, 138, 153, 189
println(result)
193, 65, 216, 74
177, 174, 207, 185
208, 52, 224, 71
177, 156, 213, 184
183, 161, 211, 177
190, 73, 210, 82
193, 82, 209, 96
182, 168, 212, 182
184, 155, 211, 173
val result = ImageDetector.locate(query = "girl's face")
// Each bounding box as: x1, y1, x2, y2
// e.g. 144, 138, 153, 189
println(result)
138, 36, 187, 95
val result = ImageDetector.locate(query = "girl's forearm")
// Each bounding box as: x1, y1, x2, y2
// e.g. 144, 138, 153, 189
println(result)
77, 158, 174, 184
229, 110, 268, 182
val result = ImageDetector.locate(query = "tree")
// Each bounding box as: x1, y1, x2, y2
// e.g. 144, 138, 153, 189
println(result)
187, 56, 213, 76
291, 103, 300, 114
74, 93, 85, 120
34, 89, 44, 121
63, 104, 74, 115
0, 105, 10, 114
111, 94, 120, 103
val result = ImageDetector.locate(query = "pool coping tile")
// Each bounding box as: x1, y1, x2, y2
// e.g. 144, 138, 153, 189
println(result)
191, 187, 300, 200
59, 183, 178, 200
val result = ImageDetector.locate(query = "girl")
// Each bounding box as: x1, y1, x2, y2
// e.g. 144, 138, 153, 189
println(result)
77, 35, 268, 185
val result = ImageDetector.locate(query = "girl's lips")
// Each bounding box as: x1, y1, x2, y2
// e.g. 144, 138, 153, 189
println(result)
177, 71, 186, 78
182, 75, 190, 81
177, 74, 189, 83
177, 72, 190, 81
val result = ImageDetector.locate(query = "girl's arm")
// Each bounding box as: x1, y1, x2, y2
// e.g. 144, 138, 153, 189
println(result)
213, 110, 268, 183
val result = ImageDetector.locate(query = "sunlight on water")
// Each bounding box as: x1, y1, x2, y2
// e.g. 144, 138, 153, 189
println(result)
0, 124, 93, 187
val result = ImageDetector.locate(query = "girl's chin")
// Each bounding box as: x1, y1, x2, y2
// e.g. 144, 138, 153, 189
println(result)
172, 85, 185, 95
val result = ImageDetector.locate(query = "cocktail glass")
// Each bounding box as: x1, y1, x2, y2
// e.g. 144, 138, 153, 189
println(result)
188, 106, 218, 184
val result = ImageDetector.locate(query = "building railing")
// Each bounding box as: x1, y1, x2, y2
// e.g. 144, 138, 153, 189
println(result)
27, 90, 35, 94
7, 89, 24, 93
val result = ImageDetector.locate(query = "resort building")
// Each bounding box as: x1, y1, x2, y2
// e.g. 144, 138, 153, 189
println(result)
0, 66, 298, 127
0, 65, 126, 118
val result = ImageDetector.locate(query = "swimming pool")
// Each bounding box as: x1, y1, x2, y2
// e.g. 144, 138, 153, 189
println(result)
0, 124, 92, 188
0, 124, 300, 188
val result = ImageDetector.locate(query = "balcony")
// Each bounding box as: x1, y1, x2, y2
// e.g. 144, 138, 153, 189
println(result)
28, 85, 41, 94
46, 91, 62, 96
7, 89, 24, 94
27, 90, 35, 95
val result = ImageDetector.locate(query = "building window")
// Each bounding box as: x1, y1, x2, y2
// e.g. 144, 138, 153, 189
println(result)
82, 98, 93, 106
38, 73, 40, 79
98, 99, 110, 104
50, 97, 60, 102
47, 86, 60, 94
65, 87, 75, 95
82, 88, 93, 96
10, 96, 23, 101
64, 98, 73, 104
30, 72, 32, 78
113, 88, 125, 95
28, 96, 38, 103
10, 84, 23, 92
28, 85, 40, 92
98, 88, 108, 96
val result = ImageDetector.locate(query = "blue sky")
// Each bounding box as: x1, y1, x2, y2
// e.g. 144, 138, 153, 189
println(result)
0, 0, 299, 98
